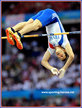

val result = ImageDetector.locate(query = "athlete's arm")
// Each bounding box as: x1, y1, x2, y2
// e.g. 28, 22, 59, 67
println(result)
63, 43, 74, 70
58, 42, 74, 78
41, 49, 58, 75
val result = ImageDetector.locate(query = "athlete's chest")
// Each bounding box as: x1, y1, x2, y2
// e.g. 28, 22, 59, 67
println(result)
48, 35, 62, 46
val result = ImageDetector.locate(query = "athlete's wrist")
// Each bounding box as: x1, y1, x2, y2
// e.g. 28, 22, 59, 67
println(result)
62, 66, 67, 71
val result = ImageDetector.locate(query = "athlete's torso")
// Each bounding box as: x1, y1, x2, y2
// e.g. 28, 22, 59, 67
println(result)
31, 9, 69, 55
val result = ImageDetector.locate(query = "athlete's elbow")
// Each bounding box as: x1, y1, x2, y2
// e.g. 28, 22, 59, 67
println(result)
41, 59, 46, 66
41, 60, 44, 66
70, 53, 74, 60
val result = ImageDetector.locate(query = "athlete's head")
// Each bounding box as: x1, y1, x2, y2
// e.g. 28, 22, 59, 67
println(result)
55, 46, 66, 61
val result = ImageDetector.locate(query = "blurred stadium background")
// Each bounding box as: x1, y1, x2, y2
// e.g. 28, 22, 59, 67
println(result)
2, 1, 80, 106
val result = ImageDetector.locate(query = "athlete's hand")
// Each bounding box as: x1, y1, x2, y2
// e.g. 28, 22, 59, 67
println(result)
51, 68, 59, 75
58, 68, 66, 79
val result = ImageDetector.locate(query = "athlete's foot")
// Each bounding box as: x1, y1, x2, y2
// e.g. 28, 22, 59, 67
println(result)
6, 27, 15, 45
12, 32, 23, 50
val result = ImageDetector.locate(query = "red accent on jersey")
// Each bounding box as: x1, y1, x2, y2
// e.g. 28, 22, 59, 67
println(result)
48, 42, 54, 49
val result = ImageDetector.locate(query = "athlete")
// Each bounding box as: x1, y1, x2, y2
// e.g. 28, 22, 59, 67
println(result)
6, 9, 74, 78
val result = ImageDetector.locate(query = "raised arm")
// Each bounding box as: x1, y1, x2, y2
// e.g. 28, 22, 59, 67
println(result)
59, 42, 74, 78
41, 49, 58, 75
63, 43, 74, 70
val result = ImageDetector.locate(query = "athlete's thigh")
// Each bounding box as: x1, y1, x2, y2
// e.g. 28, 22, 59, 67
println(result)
31, 10, 44, 20
36, 9, 56, 27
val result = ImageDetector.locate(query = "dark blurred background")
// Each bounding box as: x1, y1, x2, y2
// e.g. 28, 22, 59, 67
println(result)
2, 2, 80, 106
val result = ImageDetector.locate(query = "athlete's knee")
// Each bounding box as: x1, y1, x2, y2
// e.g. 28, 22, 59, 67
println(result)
32, 19, 42, 31
26, 18, 34, 25
23, 19, 34, 26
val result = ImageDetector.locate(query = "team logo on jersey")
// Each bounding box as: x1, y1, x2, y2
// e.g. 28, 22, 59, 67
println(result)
48, 35, 60, 41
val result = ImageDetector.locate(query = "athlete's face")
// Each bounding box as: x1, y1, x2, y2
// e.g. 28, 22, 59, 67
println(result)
55, 47, 66, 61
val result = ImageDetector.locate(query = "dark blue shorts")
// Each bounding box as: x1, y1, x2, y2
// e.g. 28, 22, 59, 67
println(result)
31, 8, 58, 27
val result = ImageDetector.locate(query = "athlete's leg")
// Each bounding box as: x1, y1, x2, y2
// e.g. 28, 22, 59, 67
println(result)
18, 9, 56, 35
11, 19, 42, 50
6, 10, 43, 49
11, 10, 44, 50
19, 19, 42, 35
12, 18, 34, 31
12, 10, 43, 32
11, 18, 43, 49
6, 10, 43, 47
6, 19, 34, 46
17, 10, 44, 35
11, 10, 43, 50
